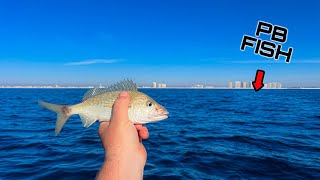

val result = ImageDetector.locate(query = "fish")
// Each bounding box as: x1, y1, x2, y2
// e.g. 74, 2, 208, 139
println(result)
38, 79, 169, 136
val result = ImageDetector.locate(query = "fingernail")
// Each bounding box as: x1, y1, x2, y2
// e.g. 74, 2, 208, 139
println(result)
119, 91, 128, 97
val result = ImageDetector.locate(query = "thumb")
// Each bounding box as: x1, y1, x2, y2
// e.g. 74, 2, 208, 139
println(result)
110, 91, 131, 124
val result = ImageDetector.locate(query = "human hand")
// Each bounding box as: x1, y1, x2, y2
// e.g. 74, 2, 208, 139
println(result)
97, 91, 149, 180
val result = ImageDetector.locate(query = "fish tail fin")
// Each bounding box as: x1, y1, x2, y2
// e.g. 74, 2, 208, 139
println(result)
38, 100, 72, 136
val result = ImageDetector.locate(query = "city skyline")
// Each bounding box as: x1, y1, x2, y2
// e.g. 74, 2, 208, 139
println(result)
0, 80, 312, 89
229, 81, 282, 89
0, 1, 319, 87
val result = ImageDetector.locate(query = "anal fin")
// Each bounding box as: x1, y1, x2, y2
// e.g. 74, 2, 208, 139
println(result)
79, 114, 97, 128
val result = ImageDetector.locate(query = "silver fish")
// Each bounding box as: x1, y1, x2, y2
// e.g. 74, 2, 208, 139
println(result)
39, 80, 169, 136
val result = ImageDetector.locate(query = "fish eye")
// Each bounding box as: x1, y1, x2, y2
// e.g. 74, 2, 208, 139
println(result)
147, 102, 153, 107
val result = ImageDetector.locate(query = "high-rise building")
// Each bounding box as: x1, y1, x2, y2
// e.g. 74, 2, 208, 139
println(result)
268, 83, 272, 89
158, 83, 167, 88
161, 84, 167, 88
228, 82, 233, 88
271, 82, 277, 89
276, 83, 282, 89
264, 83, 268, 88
250, 82, 253, 89
235, 81, 241, 88
242, 82, 247, 88
152, 82, 157, 88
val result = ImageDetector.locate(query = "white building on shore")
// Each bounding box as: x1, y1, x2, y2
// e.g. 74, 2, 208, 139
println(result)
242, 82, 247, 88
235, 81, 241, 88
152, 82, 157, 88
158, 84, 167, 88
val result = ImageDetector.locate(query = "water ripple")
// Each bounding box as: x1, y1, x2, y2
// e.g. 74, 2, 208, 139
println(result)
0, 89, 319, 179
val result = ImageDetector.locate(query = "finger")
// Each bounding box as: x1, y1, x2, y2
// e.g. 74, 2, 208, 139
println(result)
138, 126, 149, 140
135, 124, 149, 139
134, 124, 143, 130
110, 91, 131, 124
98, 121, 109, 137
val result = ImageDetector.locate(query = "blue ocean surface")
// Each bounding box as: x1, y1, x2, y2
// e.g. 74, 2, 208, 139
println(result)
0, 89, 319, 179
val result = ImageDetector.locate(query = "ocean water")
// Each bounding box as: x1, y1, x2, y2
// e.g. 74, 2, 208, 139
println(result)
0, 88, 319, 179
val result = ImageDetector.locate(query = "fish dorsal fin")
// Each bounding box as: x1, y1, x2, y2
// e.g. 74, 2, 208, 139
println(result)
82, 79, 138, 101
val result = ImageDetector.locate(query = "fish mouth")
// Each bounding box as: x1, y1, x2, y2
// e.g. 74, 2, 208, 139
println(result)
150, 112, 169, 121
148, 110, 169, 122
152, 115, 168, 121
160, 110, 169, 116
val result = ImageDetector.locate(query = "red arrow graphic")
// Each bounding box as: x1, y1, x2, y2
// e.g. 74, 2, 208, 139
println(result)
252, 70, 265, 91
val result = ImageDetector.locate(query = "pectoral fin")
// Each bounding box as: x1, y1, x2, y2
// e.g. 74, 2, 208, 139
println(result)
79, 114, 97, 128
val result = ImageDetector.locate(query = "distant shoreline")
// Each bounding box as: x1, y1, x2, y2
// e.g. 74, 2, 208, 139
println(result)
0, 86, 319, 90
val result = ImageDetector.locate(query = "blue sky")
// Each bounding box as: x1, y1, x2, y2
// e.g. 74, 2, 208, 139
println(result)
0, 0, 319, 87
